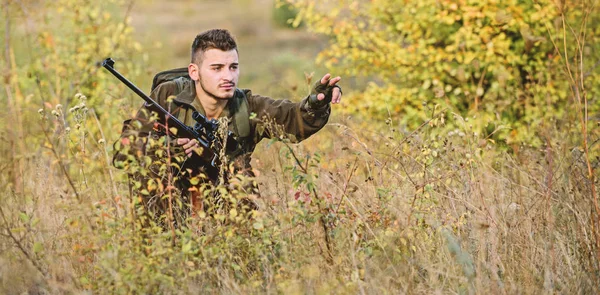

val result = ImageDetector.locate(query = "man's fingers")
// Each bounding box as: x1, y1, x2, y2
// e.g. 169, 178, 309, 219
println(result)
332, 87, 342, 104
319, 74, 340, 86
328, 76, 341, 86
176, 138, 190, 145
183, 139, 199, 150
185, 148, 195, 157
175, 138, 201, 156
185, 146, 194, 156
186, 147, 201, 157
320, 73, 331, 85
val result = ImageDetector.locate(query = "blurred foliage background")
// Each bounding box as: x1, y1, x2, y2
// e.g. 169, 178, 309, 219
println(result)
0, 0, 599, 293
291, 0, 600, 147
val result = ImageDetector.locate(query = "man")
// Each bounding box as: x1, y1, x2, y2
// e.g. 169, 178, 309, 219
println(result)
115, 29, 342, 223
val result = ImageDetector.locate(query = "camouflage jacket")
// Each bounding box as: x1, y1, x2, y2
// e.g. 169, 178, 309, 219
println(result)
114, 78, 331, 176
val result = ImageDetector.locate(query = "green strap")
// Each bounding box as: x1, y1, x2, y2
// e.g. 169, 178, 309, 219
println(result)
171, 77, 187, 122
233, 89, 250, 138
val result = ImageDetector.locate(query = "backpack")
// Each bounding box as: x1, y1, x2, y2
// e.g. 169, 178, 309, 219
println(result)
151, 68, 250, 139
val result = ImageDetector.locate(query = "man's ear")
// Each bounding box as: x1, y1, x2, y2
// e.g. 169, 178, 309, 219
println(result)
188, 63, 199, 81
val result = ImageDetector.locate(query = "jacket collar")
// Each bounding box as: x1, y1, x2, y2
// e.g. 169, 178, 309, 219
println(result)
173, 78, 197, 105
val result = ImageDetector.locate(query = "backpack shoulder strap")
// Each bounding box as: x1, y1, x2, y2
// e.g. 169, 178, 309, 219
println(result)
151, 68, 190, 92
167, 77, 189, 122
231, 89, 250, 138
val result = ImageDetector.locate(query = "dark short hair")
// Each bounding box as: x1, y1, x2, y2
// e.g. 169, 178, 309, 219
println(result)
191, 29, 238, 64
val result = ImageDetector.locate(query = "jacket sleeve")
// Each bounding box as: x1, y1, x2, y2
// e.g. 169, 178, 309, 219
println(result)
112, 82, 179, 168
247, 90, 331, 143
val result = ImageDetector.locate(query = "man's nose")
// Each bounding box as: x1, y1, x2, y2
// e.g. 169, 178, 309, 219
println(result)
223, 68, 235, 81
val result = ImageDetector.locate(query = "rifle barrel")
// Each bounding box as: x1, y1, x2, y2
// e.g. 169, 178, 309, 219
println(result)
102, 57, 217, 168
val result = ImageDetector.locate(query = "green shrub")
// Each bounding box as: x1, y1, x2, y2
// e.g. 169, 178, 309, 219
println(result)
273, 1, 303, 29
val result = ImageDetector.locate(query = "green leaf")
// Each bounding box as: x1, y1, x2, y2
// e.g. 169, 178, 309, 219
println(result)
229, 208, 238, 219
253, 221, 264, 230
182, 242, 192, 253
33, 242, 44, 254
11, 227, 26, 234
19, 212, 30, 223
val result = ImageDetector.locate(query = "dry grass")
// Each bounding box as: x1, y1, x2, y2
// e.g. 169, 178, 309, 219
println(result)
1, 98, 598, 294
0, 0, 598, 294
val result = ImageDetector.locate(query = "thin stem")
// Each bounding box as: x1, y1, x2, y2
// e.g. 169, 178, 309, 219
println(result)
282, 140, 333, 263
282, 141, 308, 173
0, 204, 48, 277
311, 186, 334, 264
164, 111, 177, 245
90, 109, 120, 217
334, 156, 359, 214
550, 3, 600, 271
40, 121, 82, 203
3, 0, 9, 66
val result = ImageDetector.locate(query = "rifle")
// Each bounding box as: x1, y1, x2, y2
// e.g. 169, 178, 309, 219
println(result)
102, 57, 239, 177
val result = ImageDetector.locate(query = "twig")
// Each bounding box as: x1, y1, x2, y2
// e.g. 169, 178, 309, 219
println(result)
584, 59, 600, 79
40, 121, 82, 203
474, 67, 488, 110
127, 174, 136, 231
90, 109, 120, 217
3, 0, 9, 66
380, 108, 448, 172
406, 162, 429, 226
556, 6, 600, 264
311, 186, 334, 264
0, 204, 48, 277
339, 193, 401, 277
282, 141, 308, 173
328, 123, 378, 160
334, 156, 359, 214
164, 110, 177, 245
282, 141, 333, 263
544, 135, 557, 282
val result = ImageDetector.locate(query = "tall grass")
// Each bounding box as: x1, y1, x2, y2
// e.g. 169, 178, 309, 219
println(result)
0, 0, 598, 294
1, 100, 597, 293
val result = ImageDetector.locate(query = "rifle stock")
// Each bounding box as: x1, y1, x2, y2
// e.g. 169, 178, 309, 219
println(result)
102, 58, 219, 173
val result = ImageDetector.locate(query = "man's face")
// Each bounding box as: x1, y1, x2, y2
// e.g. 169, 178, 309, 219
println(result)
190, 48, 239, 100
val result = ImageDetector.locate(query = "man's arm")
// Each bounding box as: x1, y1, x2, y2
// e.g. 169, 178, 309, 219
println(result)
247, 74, 342, 142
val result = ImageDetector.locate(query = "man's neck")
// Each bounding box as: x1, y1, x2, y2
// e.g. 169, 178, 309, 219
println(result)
196, 89, 228, 120
198, 95, 227, 120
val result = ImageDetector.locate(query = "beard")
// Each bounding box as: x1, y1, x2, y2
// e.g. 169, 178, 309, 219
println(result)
199, 76, 235, 100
